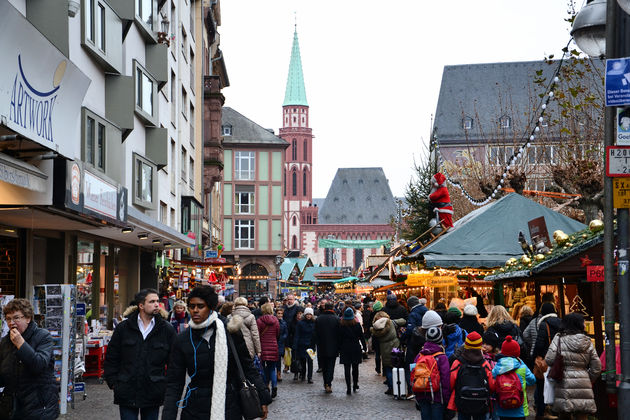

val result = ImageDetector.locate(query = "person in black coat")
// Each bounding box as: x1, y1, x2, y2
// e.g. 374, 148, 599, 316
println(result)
338, 307, 367, 395
459, 304, 484, 336
104, 289, 176, 420
312, 302, 340, 393
0, 298, 58, 420
383, 293, 408, 321
532, 302, 563, 419
162, 286, 271, 420
293, 308, 315, 383
282, 294, 303, 372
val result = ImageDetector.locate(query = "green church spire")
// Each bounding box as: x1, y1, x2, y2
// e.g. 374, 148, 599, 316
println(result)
283, 27, 308, 107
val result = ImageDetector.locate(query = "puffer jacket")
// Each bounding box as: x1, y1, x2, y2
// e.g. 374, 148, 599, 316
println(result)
401, 303, 427, 345
533, 313, 562, 358
0, 321, 59, 420
230, 305, 261, 358
443, 323, 465, 358
523, 313, 543, 358
370, 317, 404, 368
492, 355, 536, 418
256, 314, 279, 362
545, 333, 601, 414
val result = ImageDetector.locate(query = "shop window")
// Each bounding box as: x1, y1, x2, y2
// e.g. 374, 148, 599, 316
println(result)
235, 219, 255, 249
77, 241, 94, 320
133, 153, 156, 208
235, 151, 255, 180
235, 185, 255, 214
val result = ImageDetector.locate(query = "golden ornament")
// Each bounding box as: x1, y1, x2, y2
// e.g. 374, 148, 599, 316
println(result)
589, 219, 604, 233
506, 258, 517, 266
546, 250, 553, 255
535, 254, 545, 261
582, 233, 588, 239
553, 230, 569, 246
520, 255, 531, 264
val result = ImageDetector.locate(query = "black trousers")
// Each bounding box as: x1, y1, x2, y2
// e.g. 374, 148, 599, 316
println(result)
373, 336, 381, 372
299, 356, 313, 380
320, 356, 337, 386
343, 362, 359, 390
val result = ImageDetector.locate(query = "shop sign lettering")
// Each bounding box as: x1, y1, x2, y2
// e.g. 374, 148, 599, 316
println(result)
586, 265, 604, 282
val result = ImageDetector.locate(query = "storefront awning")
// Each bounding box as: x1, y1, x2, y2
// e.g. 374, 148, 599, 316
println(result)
0, 152, 47, 192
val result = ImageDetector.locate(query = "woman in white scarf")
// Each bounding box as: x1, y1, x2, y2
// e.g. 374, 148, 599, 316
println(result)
162, 286, 271, 420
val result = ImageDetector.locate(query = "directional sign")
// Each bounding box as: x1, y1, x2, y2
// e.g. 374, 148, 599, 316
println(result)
606, 58, 630, 106
607, 146, 630, 177
613, 177, 630, 208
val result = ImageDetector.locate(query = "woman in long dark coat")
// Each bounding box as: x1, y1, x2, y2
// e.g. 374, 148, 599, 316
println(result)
338, 307, 367, 395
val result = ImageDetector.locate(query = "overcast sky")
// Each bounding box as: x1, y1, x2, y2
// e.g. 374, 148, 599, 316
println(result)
219, 0, 576, 198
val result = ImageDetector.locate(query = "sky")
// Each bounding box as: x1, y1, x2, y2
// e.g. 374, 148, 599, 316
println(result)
219, 0, 577, 198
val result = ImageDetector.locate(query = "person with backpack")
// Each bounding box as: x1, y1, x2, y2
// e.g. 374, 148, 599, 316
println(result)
448, 331, 495, 420
412, 324, 450, 420
485, 306, 529, 362
370, 311, 405, 395
492, 336, 536, 420
443, 308, 465, 359
482, 331, 501, 420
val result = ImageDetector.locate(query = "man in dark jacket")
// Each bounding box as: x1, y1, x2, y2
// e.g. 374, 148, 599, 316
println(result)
383, 293, 408, 322
104, 288, 176, 420
313, 302, 340, 393
252, 296, 268, 320
401, 296, 427, 396
282, 294, 303, 373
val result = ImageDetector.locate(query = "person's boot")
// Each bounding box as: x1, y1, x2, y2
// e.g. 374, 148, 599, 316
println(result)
345, 377, 351, 395
324, 384, 332, 394
346, 385, 351, 395
277, 370, 282, 382
271, 387, 277, 398
293, 373, 299, 381
353, 382, 359, 392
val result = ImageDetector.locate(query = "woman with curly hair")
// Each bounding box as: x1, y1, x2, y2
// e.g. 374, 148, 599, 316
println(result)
485, 305, 528, 359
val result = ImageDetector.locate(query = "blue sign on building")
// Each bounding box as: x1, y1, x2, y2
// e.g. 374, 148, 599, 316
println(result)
204, 249, 218, 259
76, 303, 86, 316
606, 58, 630, 106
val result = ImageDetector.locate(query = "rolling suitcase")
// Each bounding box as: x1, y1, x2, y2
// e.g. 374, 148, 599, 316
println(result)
392, 367, 406, 400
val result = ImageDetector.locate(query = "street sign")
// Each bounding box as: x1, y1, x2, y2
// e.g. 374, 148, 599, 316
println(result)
607, 146, 630, 177
204, 249, 218, 259
613, 177, 630, 208
606, 58, 630, 106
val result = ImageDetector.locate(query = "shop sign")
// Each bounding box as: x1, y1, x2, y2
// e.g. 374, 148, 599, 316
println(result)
0, 153, 47, 192
613, 177, 630, 208
205, 257, 226, 264
424, 276, 458, 288
204, 249, 218, 259
0, 2, 90, 159
84, 171, 117, 219
587, 265, 604, 282
528, 216, 552, 250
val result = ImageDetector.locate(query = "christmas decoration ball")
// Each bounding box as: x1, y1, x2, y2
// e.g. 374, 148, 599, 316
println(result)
506, 258, 517, 266
589, 219, 604, 233
546, 250, 553, 255
553, 230, 569, 246
582, 233, 588, 239
520, 255, 531, 264
535, 254, 545, 261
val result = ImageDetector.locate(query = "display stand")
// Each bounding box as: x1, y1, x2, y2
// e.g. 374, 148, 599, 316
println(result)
33, 285, 77, 415
0, 295, 16, 339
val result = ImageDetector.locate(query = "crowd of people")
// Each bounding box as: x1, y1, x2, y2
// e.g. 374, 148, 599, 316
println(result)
0, 287, 603, 420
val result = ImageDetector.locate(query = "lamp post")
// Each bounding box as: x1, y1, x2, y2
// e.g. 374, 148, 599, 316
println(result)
157, 13, 170, 46
572, 0, 630, 411
275, 255, 284, 299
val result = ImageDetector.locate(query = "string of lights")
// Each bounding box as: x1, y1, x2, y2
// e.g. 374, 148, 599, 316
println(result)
433, 39, 573, 206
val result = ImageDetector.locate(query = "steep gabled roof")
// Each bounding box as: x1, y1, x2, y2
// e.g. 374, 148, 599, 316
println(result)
221, 107, 289, 147
318, 168, 397, 225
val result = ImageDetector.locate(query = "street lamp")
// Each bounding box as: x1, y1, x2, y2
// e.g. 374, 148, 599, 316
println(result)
157, 13, 170, 47
275, 255, 284, 299
571, 0, 607, 57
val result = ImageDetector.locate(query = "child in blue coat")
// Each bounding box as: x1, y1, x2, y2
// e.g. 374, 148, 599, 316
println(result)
491, 335, 535, 419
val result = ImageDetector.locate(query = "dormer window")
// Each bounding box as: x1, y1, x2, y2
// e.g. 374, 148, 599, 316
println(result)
500, 115, 511, 129
463, 117, 473, 130
222, 125, 232, 136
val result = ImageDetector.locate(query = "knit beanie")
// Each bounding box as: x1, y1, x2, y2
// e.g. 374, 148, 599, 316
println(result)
421, 310, 443, 328
540, 302, 556, 316
426, 326, 443, 343
373, 301, 383, 311
444, 311, 460, 325
482, 330, 500, 350
407, 296, 420, 308
387, 293, 398, 302
343, 307, 355, 320
464, 331, 482, 350
304, 307, 314, 316
447, 306, 462, 318
501, 335, 521, 357
463, 304, 478, 317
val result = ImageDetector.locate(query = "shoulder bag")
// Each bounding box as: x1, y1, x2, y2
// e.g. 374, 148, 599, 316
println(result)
533, 323, 551, 379
548, 334, 565, 382
227, 332, 264, 420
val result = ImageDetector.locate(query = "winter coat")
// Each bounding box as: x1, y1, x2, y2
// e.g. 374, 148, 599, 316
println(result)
103, 307, 176, 409
362, 309, 374, 338
413, 341, 450, 404
162, 315, 272, 420
0, 321, 59, 420
313, 310, 340, 358
519, 314, 533, 333
168, 310, 191, 334
523, 313, 543, 358
293, 318, 315, 359
370, 317, 404, 368
401, 303, 427, 345
283, 303, 303, 344
459, 314, 484, 337
383, 300, 409, 321
545, 333, 601, 414
277, 317, 288, 357
338, 322, 367, 365
447, 348, 495, 412
533, 313, 562, 358
492, 355, 536, 417
487, 321, 528, 360
256, 314, 279, 362
230, 305, 261, 358
443, 323, 465, 358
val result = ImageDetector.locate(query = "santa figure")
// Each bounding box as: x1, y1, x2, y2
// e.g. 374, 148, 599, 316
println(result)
429, 172, 454, 230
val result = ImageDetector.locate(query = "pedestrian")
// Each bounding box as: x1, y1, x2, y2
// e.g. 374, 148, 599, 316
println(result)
353, 302, 363, 328
104, 289, 176, 420
370, 311, 405, 395
522, 293, 556, 361
162, 285, 271, 420
448, 331, 494, 420
167, 300, 190, 333
443, 307, 465, 359
492, 336, 536, 420
434, 301, 448, 321
486, 305, 528, 360
338, 307, 367, 395
517, 305, 534, 333
482, 331, 501, 420
293, 307, 315, 383
231, 297, 262, 361
402, 295, 428, 396
252, 296, 269, 320
468, 287, 488, 318
313, 301, 340, 393
371, 300, 384, 375
412, 316, 450, 420
219, 301, 234, 317
532, 302, 562, 420
459, 304, 484, 337
257, 302, 280, 398
383, 293, 409, 321
544, 313, 601, 420
275, 307, 288, 382
362, 301, 374, 349
0, 298, 59, 420
282, 293, 303, 374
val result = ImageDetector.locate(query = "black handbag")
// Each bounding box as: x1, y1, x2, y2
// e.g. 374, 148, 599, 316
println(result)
548, 335, 565, 382
290, 355, 303, 373
227, 333, 264, 420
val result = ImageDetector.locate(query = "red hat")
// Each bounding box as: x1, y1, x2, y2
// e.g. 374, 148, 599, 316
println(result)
433, 172, 446, 186
464, 331, 482, 350
501, 335, 520, 357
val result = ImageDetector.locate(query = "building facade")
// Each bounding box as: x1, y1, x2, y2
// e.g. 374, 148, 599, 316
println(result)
220, 107, 289, 298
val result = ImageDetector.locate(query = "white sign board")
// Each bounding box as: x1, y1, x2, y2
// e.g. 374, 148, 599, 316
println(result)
618, 108, 630, 145
83, 171, 117, 219
606, 146, 630, 177
0, 2, 90, 159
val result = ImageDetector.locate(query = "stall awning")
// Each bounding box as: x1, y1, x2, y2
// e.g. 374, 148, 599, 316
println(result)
318, 238, 391, 249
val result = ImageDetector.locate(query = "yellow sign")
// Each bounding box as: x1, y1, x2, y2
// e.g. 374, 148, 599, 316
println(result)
425, 276, 458, 288
613, 177, 630, 208
405, 273, 459, 288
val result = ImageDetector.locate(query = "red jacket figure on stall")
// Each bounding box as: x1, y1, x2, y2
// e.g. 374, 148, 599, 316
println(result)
429, 172, 454, 230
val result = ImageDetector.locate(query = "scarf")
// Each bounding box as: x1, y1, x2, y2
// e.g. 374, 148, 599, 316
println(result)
189, 311, 227, 420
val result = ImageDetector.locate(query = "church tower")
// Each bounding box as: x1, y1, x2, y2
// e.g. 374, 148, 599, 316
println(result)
280, 26, 313, 253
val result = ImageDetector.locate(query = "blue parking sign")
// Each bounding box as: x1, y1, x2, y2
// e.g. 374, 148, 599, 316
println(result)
606, 58, 630, 106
